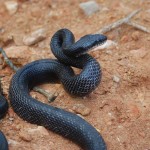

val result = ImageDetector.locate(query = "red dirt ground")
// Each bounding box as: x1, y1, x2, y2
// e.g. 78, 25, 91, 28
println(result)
0, 0, 150, 150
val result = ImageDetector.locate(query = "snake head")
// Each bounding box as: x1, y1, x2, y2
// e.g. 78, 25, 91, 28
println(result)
82, 34, 107, 50
68, 34, 107, 56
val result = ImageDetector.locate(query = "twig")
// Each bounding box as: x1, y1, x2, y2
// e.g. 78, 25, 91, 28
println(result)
0, 47, 57, 102
34, 87, 58, 102
96, 9, 149, 34
0, 48, 18, 71
126, 21, 150, 33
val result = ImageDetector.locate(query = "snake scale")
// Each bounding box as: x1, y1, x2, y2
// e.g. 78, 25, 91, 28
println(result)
0, 29, 107, 150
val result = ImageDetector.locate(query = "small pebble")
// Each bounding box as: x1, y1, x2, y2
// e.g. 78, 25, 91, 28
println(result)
127, 103, 141, 119
28, 126, 49, 136
130, 47, 148, 58
72, 104, 91, 116
19, 130, 32, 142
113, 75, 120, 83
131, 31, 140, 41
23, 28, 47, 46
4, 1, 18, 15
79, 1, 100, 16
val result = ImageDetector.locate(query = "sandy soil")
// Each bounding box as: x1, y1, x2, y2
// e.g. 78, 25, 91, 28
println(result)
0, 0, 150, 150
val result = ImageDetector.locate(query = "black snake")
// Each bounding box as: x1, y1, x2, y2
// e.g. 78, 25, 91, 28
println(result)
1, 29, 107, 150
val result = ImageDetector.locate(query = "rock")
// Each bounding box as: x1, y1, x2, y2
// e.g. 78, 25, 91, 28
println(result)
28, 126, 49, 137
5, 46, 31, 65
79, 1, 100, 16
19, 130, 32, 142
113, 75, 120, 83
130, 47, 148, 58
72, 104, 91, 116
23, 28, 47, 46
4, 1, 18, 15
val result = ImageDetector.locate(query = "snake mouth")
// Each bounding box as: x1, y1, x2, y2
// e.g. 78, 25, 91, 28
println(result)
76, 39, 107, 57
89, 40, 107, 51
82, 39, 107, 54
76, 40, 107, 57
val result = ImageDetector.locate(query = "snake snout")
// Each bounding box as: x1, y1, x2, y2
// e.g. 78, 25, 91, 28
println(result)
83, 34, 107, 53
80, 34, 107, 48
90, 34, 107, 47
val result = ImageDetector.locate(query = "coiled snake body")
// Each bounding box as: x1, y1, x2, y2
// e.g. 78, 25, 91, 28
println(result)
1, 29, 107, 150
